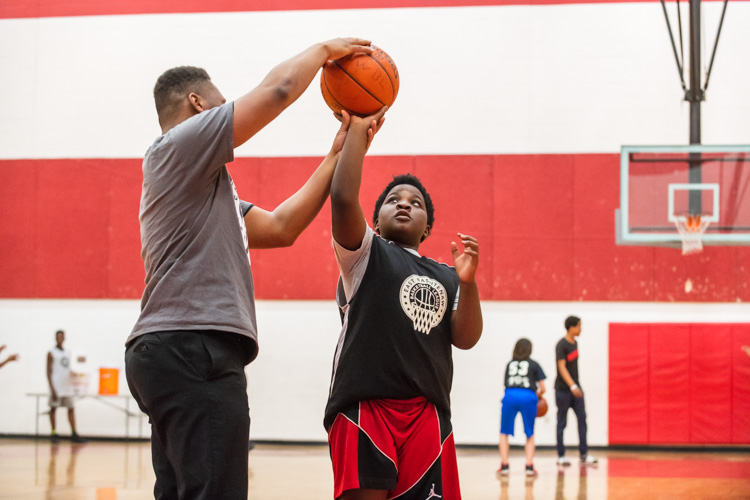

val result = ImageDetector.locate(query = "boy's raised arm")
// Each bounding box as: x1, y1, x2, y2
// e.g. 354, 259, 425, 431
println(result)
245, 114, 351, 249
331, 109, 386, 250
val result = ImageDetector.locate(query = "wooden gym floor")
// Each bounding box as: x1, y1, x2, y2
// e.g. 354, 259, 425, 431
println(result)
0, 438, 748, 499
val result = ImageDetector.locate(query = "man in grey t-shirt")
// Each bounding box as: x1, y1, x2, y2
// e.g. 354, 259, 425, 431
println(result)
125, 38, 376, 500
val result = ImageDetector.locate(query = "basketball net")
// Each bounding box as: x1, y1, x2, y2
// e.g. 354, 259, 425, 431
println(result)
674, 214, 710, 255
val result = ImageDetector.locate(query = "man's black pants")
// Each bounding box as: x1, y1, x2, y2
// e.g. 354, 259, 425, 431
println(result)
125, 331, 250, 500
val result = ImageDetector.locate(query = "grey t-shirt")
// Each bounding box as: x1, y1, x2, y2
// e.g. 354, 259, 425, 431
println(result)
128, 103, 258, 361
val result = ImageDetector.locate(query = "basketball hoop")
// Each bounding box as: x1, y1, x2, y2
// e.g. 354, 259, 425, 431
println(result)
674, 214, 711, 255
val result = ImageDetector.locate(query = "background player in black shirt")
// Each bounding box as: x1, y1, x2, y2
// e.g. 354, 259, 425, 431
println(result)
498, 338, 546, 476
555, 315, 598, 466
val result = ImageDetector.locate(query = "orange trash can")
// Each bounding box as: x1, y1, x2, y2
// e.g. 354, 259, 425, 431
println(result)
98, 368, 119, 395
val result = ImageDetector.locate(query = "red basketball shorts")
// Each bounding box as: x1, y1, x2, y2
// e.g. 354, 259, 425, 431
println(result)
327, 397, 461, 499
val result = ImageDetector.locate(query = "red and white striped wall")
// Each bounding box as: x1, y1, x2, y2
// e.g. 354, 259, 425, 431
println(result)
1, 0, 749, 445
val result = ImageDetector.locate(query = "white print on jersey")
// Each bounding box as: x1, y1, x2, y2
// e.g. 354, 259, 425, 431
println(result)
508, 360, 531, 388
426, 484, 442, 499
399, 274, 447, 335
229, 177, 250, 265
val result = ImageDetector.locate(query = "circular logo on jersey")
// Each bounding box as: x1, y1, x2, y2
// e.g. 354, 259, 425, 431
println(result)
399, 274, 448, 335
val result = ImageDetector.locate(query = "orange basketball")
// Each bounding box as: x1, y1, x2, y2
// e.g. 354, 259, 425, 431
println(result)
320, 45, 399, 117
537, 397, 548, 417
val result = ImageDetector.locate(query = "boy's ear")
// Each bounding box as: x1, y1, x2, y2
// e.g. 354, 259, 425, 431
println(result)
420, 225, 431, 242
374, 218, 381, 234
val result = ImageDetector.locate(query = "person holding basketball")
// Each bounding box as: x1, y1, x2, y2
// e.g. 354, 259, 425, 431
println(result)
125, 38, 373, 500
498, 338, 546, 477
555, 316, 598, 466
325, 107, 483, 500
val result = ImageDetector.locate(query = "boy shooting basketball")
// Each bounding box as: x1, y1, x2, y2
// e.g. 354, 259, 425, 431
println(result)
325, 108, 483, 500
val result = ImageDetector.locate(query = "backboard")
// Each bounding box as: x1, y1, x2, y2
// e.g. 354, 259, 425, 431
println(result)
616, 145, 750, 247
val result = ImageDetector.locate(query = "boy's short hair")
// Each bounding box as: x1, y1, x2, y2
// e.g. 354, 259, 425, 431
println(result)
153, 66, 212, 117
564, 315, 581, 330
372, 174, 435, 230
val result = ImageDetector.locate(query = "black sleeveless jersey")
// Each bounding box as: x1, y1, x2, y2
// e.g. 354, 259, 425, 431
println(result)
324, 234, 460, 429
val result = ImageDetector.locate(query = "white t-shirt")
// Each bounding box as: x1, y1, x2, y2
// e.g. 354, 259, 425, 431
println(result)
49, 347, 74, 397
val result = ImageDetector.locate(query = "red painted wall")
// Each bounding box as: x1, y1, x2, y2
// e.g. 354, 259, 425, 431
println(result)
0, 0, 702, 20
2, 154, 749, 301
609, 323, 750, 445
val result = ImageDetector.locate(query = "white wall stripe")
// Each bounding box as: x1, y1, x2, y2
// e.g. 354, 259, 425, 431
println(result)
1, 4, 748, 159
2, 299, 749, 444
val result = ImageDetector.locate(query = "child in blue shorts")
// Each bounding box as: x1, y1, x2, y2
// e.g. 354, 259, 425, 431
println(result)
498, 338, 546, 476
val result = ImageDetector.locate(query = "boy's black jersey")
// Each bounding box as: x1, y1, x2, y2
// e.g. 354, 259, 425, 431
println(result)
324, 232, 460, 429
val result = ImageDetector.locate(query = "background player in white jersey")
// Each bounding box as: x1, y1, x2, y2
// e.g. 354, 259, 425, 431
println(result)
47, 330, 85, 443
325, 107, 483, 500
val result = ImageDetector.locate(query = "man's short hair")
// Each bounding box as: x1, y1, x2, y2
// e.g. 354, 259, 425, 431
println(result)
373, 174, 435, 232
153, 66, 212, 117
564, 315, 581, 331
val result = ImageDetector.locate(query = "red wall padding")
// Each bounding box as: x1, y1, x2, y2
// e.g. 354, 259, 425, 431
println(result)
649, 324, 691, 444
691, 324, 733, 444
609, 323, 750, 445
732, 325, 750, 443
608, 324, 649, 444
2, 155, 750, 300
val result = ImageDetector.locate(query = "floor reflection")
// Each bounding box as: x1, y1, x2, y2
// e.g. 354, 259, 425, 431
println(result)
499, 475, 537, 500
45, 442, 85, 498
1, 441, 745, 500
555, 463, 591, 500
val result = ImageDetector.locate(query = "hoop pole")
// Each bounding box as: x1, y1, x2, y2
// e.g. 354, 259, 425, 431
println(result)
703, 0, 729, 92
687, 0, 702, 216
676, 0, 685, 74
660, 0, 688, 93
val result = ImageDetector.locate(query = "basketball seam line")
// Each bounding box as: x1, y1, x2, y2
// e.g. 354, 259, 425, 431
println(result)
321, 75, 345, 113
332, 59, 387, 108
367, 50, 397, 102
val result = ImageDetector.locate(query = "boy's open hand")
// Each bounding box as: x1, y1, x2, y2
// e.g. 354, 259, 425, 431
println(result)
451, 233, 479, 284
